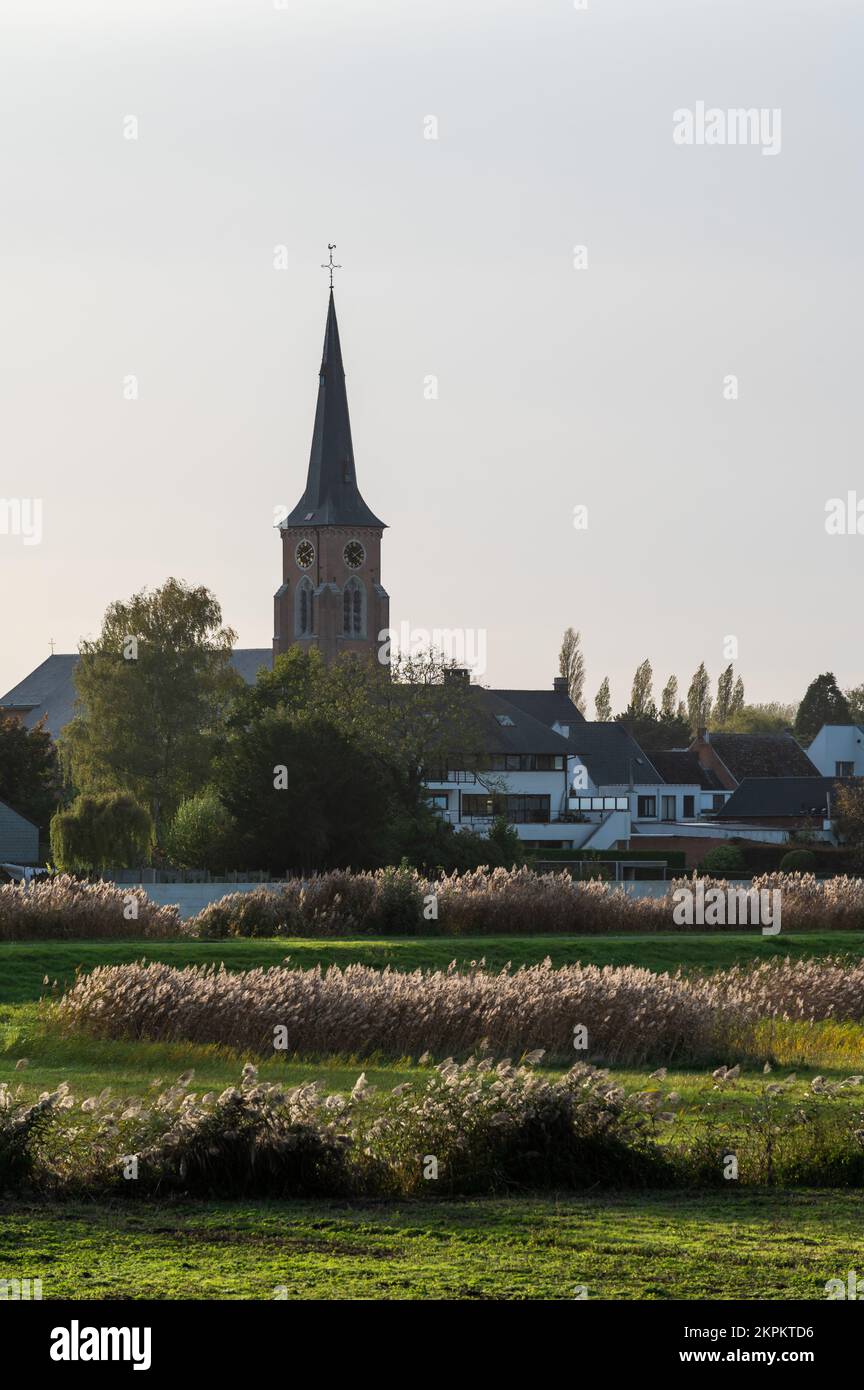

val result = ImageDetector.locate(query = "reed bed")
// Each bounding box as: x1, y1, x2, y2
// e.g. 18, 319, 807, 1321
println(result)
4, 1055, 864, 1199
4, 868, 864, 941
54, 953, 864, 1066
0, 875, 181, 941
191, 869, 864, 939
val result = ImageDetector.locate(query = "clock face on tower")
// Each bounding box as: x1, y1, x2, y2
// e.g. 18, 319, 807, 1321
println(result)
295, 540, 315, 569
343, 540, 365, 569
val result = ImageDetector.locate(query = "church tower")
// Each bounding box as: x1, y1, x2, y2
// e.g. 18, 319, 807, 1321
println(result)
274, 279, 388, 665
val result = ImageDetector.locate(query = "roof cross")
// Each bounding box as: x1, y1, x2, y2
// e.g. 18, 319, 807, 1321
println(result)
321, 243, 341, 290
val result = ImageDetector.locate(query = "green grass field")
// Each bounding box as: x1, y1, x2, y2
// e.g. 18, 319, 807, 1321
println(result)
2, 929, 863, 1004
3, 1191, 858, 1300
2, 932, 863, 1300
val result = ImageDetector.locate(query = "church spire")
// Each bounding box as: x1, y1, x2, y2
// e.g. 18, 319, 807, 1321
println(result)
282, 284, 386, 529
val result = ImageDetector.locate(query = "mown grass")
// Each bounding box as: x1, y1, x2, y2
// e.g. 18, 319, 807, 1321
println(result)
1, 1191, 859, 1299
3, 931, 864, 1005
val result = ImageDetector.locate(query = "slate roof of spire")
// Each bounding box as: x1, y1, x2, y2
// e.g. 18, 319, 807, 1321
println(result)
281, 291, 386, 529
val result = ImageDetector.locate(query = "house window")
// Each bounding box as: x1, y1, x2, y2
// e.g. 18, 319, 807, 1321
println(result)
637, 796, 657, 818
426, 794, 449, 813
836, 761, 854, 777
661, 795, 676, 821
712, 794, 726, 811
682, 795, 695, 817
462, 794, 550, 824
342, 578, 364, 636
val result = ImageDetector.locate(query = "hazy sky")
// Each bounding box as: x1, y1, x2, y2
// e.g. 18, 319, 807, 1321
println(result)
1, 0, 862, 712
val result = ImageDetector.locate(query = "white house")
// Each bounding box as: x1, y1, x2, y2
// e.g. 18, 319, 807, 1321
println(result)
806, 725, 864, 779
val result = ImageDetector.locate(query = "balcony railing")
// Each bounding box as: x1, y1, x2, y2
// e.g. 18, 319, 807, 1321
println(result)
440, 811, 592, 827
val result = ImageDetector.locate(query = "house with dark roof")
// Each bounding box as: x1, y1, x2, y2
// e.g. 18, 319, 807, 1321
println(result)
690, 729, 820, 787
806, 725, 864, 780
714, 776, 853, 829
1, 650, 275, 739
424, 679, 746, 851
424, 679, 635, 849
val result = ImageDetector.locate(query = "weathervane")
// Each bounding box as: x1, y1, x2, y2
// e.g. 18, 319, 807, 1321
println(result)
321, 243, 341, 290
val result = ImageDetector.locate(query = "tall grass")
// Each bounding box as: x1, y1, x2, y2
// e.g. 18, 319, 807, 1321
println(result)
4, 1057, 863, 1199
0, 875, 180, 941
192, 869, 864, 939
54, 953, 864, 1066
5, 868, 864, 941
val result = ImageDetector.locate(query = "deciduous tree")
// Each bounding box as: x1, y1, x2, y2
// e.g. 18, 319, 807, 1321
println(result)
0, 715, 59, 832
558, 628, 586, 714
594, 677, 612, 722
60, 578, 241, 832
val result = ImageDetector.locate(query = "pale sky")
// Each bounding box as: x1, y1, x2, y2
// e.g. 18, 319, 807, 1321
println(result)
1, 0, 862, 713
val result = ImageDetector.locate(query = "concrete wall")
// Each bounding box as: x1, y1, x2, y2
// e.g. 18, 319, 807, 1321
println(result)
126, 881, 268, 920
126, 876, 767, 919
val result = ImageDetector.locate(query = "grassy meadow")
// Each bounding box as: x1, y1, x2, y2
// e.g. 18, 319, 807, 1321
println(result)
2, 930, 863, 1300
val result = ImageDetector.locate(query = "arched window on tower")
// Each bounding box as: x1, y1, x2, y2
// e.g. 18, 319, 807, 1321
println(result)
342, 577, 365, 637
295, 578, 314, 637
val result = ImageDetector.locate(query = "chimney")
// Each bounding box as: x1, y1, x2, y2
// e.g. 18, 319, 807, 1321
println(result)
553, 676, 568, 694
444, 667, 470, 686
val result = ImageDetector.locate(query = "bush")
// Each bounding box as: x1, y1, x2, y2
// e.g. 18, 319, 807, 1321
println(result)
365, 1056, 671, 1194
135, 1065, 356, 1197
0, 1085, 65, 1187
368, 864, 426, 934
162, 789, 237, 872
50, 792, 153, 872
192, 886, 297, 940
0, 874, 180, 941
699, 844, 746, 875
779, 848, 817, 872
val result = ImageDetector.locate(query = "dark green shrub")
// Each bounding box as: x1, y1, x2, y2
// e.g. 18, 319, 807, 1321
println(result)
163, 789, 237, 872
368, 864, 425, 934
779, 848, 817, 872
297, 870, 377, 935
699, 844, 747, 875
